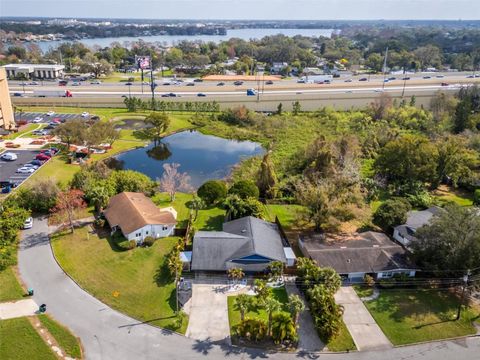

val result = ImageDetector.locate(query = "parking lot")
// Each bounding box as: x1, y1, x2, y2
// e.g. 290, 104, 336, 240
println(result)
15, 111, 86, 124
0, 149, 45, 186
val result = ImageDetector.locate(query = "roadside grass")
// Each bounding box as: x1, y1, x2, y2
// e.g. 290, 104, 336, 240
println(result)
227, 287, 290, 332
324, 320, 357, 352
38, 314, 82, 359
4, 123, 42, 140
50, 227, 187, 333
364, 289, 479, 345
0, 317, 56, 360
0, 267, 25, 302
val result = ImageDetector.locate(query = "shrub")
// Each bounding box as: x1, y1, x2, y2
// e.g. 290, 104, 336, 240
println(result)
364, 274, 375, 287
270, 313, 298, 345
143, 236, 156, 247
197, 180, 227, 205
228, 180, 260, 199
234, 318, 268, 342
94, 218, 106, 228
474, 189, 480, 206
373, 197, 412, 232
127, 240, 137, 250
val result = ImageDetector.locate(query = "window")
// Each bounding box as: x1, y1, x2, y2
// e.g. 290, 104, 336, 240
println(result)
135, 232, 141, 237
145, 231, 149, 235
162, 225, 168, 231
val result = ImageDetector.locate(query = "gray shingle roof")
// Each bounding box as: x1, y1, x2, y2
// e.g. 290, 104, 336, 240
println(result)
394, 206, 443, 242
191, 217, 287, 271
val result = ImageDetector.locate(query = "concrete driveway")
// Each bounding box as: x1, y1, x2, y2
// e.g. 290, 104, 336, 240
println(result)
185, 284, 231, 343
335, 286, 392, 351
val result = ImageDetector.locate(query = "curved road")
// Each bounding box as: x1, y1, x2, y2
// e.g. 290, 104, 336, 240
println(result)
18, 216, 480, 360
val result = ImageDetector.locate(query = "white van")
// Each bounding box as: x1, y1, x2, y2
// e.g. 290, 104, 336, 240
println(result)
0, 152, 18, 161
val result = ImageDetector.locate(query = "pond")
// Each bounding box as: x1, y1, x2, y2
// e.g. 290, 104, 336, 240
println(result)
112, 130, 264, 188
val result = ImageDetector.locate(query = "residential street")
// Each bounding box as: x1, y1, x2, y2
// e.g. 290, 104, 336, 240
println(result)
17, 216, 480, 360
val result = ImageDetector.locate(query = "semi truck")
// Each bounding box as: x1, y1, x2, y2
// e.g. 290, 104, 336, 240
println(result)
299, 75, 333, 84
34, 90, 73, 98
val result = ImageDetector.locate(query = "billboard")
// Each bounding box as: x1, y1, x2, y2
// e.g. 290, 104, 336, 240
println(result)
135, 56, 151, 70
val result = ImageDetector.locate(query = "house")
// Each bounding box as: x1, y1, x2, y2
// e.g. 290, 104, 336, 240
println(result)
189, 216, 296, 273
299, 231, 417, 282
104, 192, 177, 244
270, 62, 288, 74
393, 206, 442, 248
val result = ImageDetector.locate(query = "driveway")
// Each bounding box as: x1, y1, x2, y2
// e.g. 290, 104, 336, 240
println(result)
335, 286, 392, 351
185, 284, 231, 343
16, 216, 480, 359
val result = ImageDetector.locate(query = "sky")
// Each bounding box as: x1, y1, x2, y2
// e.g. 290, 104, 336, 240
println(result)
1, 0, 480, 20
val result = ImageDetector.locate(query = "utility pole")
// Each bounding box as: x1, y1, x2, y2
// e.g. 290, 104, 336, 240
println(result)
382, 47, 389, 90
456, 269, 471, 320
401, 66, 407, 98
150, 51, 155, 109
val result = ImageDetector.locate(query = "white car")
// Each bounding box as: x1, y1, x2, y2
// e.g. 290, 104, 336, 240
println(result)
46, 111, 55, 116
22, 163, 39, 169
16, 167, 35, 174
90, 80, 102, 85
72, 82, 81, 86
1, 152, 18, 161
33, 116, 43, 123
81, 112, 90, 118
23, 217, 33, 229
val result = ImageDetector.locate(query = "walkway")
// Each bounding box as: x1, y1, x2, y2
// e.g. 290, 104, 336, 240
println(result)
0, 299, 38, 320
335, 286, 392, 351
185, 284, 231, 343
16, 216, 480, 360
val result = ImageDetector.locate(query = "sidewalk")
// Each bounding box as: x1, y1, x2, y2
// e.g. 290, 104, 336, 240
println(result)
0, 299, 39, 320
334, 286, 392, 351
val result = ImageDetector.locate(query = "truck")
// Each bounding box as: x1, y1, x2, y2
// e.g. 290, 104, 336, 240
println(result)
34, 90, 73, 98
246, 88, 257, 96
299, 74, 333, 84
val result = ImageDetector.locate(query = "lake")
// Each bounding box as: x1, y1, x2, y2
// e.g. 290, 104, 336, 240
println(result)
112, 130, 264, 188
36, 28, 333, 52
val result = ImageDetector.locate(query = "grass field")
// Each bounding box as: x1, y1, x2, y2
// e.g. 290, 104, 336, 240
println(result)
324, 320, 357, 352
0, 267, 24, 302
51, 227, 187, 333
38, 314, 82, 359
364, 289, 479, 345
0, 317, 56, 360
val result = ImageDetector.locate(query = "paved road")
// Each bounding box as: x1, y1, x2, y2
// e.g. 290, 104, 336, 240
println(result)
18, 216, 480, 360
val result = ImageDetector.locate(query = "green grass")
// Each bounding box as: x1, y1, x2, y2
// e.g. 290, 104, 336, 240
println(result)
0, 267, 24, 302
364, 289, 479, 345
324, 320, 357, 352
0, 317, 56, 360
4, 123, 43, 139
152, 192, 225, 230
353, 284, 374, 298
432, 186, 474, 207
227, 287, 290, 331
265, 204, 307, 231
38, 314, 82, 359
50, 227, 187, 333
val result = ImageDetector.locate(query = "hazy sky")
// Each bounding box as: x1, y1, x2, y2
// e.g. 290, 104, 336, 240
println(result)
1, 0, 480, 20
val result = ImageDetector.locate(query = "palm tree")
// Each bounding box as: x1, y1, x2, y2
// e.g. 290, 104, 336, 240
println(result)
190, 195, 205, 222
288, 294, 305, 326
89, 185, 110, 214
235, 294, 253, 321
227, 267, 245, 285
267, 261, 284, 282
271, 312, 297, 344
264, 296, 282, 337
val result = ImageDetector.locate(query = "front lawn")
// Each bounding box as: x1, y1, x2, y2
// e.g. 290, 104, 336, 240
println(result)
50, 226, 187, 333
38, 314, 82, 359
364, 289, 479, 345
0, 267, 25, 302
0, 317, 56, 360
324, 320, 356, 352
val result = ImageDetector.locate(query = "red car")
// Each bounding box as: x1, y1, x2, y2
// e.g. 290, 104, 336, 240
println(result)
35, 153, 51, 161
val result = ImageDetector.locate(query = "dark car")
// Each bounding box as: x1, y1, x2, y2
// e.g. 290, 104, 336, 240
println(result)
402, 77, 411, 80
13, 92, 23, 97
186, 83, 195, 86
233, 81, 244, 86
359, 78, 368, 81
217, 82, 225, 86
265, 80, 274, 85
423, 76, 431, 79
193, 78, 203, 82
168, 93, 178, 97
388, 77, 396, 80
197, 93, 207, 97
441, 82, 449, 86
125, 82, 133, 86
29, 159, 44, 166
161, 94, 170, 97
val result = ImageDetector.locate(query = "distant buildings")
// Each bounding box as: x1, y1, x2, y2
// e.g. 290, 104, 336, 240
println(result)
3, 64, 65, 80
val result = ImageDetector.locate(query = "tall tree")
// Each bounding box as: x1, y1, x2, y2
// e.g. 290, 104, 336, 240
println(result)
257, 151, 278, 199
50, 189, 86, 233
288, 294, 305, 326
264, 296, 282, 336
235, 294, 254, 321
143, 112, 171, 145
53, 120, 88, 150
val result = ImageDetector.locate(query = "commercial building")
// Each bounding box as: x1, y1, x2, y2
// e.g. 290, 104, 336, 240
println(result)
3, 64, 65, 80
0, 68, 15, 131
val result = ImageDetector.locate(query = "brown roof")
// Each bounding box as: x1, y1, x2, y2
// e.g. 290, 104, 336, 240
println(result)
104, 192, 176, 235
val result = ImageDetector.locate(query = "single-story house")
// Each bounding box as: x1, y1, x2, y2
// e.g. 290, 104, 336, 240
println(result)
270, 62, 288, 74
190, 216, 296, 273
393, 206, 442, 248
104, 192, 177, 243
299, 231, 417, 282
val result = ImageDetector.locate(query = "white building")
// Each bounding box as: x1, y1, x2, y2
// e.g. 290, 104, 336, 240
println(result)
3, 64, 65, 79
104, 192, 177, 244
393, 207, 443, 248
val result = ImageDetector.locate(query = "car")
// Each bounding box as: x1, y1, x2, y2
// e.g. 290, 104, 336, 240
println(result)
13, 92, 23, 97
374, 89, 383, 93
29, 81, 39, 85
163, 82, 171, 86
23, 217, 33, 229
22, 163, 39, 169
388, 77, 396, 80
193, 78, 203, 83
297, 79, 305, 83
16, 167, 35, 174
142, 81, 150, 85
168, 93, 178, 97
20, 82, 28, 86
186, 82, 195, 86
233, 81, 244, 86
91, 115, 100, 121
58, 80, 68, 86
41, 150, 55, 157
0, 152, 18, 161
402, 77, 411, 80
161, 93, 170, 97
72, 82, 81, 86
436, 75, 445, 78
441, 82, 449, 86
125, 82, 133, 86
217, 82, 225, 86
48, 122, 59, 127
359, 78, 368, 81
467, 75, 475, 78
33, 129, 48, 136
29, 159, 44, 166
35, 153, 51, 161
265, 80, 274, 85
81, 112, 90, 118
32, 116, 43, 123
90, 80, 102, 84
344, 79, 353, 83
197, 93, 207, 97
423, 76, 431, 79
345, 90, 353, 93
46, 111, 55, 116
44, 125, 55, 130
51, 118, 62, 123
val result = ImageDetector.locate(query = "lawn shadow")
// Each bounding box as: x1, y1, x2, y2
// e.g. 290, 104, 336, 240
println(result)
202, 214, 225, 231
102, 232, 129, 252
154, 262, 174, 287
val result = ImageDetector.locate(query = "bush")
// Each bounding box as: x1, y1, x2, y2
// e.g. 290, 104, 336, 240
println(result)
364, 274, 375, 287
234, 318, 268, 342
373, 197, 412, 232
94, 218, 106, 228
143, 236, 156, 247
228, 180, 260, 199
474, 189, 480, 206
197, 180, 227, 205
127, 240, 137, 250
